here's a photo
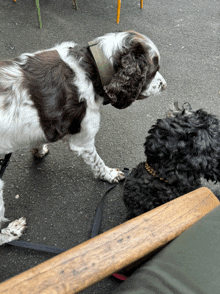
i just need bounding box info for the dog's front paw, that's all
[0,217,26,245]
[102,168,125,183]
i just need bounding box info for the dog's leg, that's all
[80,146,124,183]
[0,180,8,225]
[69,143,124,183]
[0,180,26,245]
[31,144,49,158]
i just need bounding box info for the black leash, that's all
[8,240,66,254]
[6,167,130,254]
[91,167,129,238]
[91,167,130,281]
[0,153,12,179]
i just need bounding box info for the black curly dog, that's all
[124,103,220,220]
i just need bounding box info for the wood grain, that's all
[0,187,219,294]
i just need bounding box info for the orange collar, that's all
[145,162,168,183]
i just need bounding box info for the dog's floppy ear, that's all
[104,45,147,109]
[183,110,220,182]
[190,127,220,182]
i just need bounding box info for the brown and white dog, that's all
[0,31,166,245]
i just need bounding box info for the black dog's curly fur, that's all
[124,104,220,220]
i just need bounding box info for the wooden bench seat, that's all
[0,187,219,294]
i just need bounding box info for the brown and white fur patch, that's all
[0,31,166,245]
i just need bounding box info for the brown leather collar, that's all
[88,40,115,86]
[145,162,168,183]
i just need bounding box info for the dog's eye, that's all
[153,56,159,66]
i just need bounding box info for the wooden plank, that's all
[0,187,219,294]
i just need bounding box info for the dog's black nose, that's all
[161,81,167,91]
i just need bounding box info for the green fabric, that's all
[112,205,220,294]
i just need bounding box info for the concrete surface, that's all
[0,0,219,293]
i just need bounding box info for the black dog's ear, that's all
[104,50,147,109]
[191,127,220,182]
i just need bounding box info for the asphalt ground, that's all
[0,0,219,293]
